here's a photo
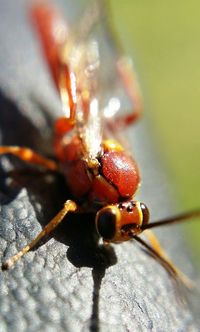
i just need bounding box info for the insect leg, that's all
[134,233,193,288]
[144,230,193,288]
[116,57,143,126]
[2,200,78,270]
[0,146,58,171]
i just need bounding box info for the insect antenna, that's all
[133,235,178,279]
[141,210,200,230]
[134,230,200,319]
[133,234,194,290]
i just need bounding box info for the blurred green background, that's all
[110,1,200,263]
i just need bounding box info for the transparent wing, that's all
[65,0,142,127]
[31,0,142,158]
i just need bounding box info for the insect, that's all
[0,0,199,287]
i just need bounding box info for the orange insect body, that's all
[1,2,200,284]
[32,1,145,240]
[31,2,145,243]
[54,124,140,204]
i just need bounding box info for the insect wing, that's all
[68,1,142,128]
[31,1,142,125]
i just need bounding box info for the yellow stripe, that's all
[102,139,124,152]
[136,201,143,225]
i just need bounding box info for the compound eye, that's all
[96,208,117,240]
[140,203,150,225]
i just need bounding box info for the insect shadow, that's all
[0,90,52,151]
[1,168,117,332]
[0,92,37,202]
[0,91,117,332]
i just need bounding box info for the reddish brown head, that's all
[96,200,149,243]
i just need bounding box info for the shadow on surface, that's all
[0,90,51,149]
[0,89,118,331]
[0,153,117,332]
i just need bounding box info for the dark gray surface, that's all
[0,0,199,331]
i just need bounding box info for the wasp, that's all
[0,1,199,288]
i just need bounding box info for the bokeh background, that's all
[110,1,200,265]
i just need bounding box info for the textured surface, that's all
[0,1,199,331]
